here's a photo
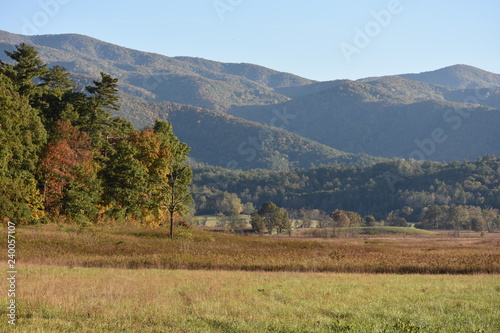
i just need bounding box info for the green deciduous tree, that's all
[0,177,45,222]
[330,210,351,228]
[420,205,446,229]
[241,202,255,215]
[385,211,409,227]
[101,139,150,221]
[345,211,362,227]
[0,74,47,177]
[153,120,192,238]
[250,212,266,235]
[275,208,292,236]
[256,202,282,235]
[482,208,499,233]
[447,206,470,237]
[364,215,376,226]
[214,192,243,216]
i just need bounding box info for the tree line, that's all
[418,205,499,233]
[0,44,192,236]
[191,157,500,231]
[247,201,499,235]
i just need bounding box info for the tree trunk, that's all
[169,209,174,239]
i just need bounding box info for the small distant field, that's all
[1,265,498,332]
[295,226,435,238]
[193,214,251,228]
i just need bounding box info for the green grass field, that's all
[1,265,498,332]
[296,226,435,238]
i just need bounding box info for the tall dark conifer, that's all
[0,43,47,98]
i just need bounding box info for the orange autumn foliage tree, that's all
[41,121,99,217]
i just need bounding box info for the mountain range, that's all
[1,30,499,168]
[229,78,500,161]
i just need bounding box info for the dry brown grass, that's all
[4,223,500,274]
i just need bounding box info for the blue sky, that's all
[1,0,499,81]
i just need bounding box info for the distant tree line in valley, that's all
[191,157,500,231]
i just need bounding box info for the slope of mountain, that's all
[443,87,500,110]
[174,56,313,88]
[274,80,349,99]
[116,94,383,170]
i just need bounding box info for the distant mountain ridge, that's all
[398,65,500,89]
[356,65,500,89]
[1,30,499,165]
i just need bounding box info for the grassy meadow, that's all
[1,265,499,332]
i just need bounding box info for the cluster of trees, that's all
[193,189,244,216]
[250,202,291,235]
[0,44,191,235]
[418,205,500,233]
[249,203,389,236]
[248,203,373,236]
[285,208,367,229]
[330,210,363,228]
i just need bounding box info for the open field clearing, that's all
[3,224,500,274]
[1,266,499,332]
[193,215,251,227]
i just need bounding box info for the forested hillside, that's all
[116,93,384,170]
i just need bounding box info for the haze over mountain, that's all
[229,77,500,161]
[1,30,499,166]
